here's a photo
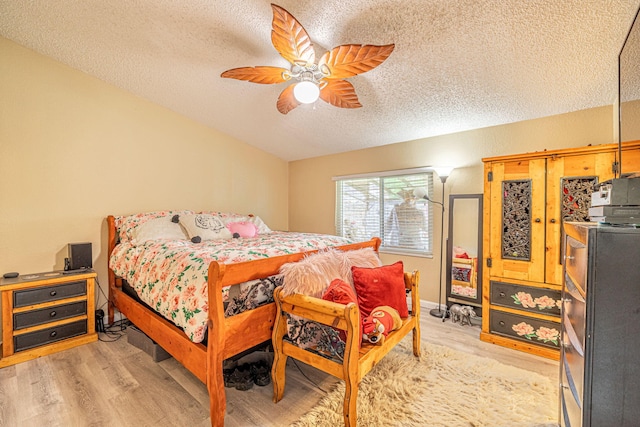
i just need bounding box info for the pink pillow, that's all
[352,261,408,318]
[226,221,258,238]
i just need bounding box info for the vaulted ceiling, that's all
[1,1,638,160]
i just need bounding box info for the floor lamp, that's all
[414,167,453,318]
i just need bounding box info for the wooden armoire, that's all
[480,141,640,359]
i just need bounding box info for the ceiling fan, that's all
[220,4,395,114]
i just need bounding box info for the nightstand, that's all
[0,270,98,368]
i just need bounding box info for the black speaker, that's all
[68,242,92,270]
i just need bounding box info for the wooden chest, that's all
[0,271,97,367]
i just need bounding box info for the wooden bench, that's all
[271,271,421,427]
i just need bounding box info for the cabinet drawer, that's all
[13,320,87,352]
[490,281,561,316]
[561,363,583,427]
[563,274,586,350]
[489,310,561,349]
[562,330,584,403]
[13,280,87,307]
[13,301,87,330]
[565,236,587,294]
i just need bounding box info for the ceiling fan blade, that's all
[271,4,315,66]
[320,80,362,109]
[220,66,289,84]
[276,84,300,114]
[319,44,395,79]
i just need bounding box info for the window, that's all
[335,170,435,256]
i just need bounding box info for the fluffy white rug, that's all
[292,339,558,427]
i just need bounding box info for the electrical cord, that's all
[94,275,110,312]
[98,310,131,342]
[291,359,328,394]
[94,274,132,342]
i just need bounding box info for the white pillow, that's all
[179,214,233,242]
[248,215,272,234]
[131,216,188,245]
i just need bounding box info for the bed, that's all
[106,210,381,427]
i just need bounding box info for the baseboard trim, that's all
[419,299,440,310]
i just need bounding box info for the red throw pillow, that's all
[322,278,358,306]
[352,261,408,318]
[322,278,361,345]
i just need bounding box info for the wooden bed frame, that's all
[106,215,381,427]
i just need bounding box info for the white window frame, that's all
[334,168,436,257]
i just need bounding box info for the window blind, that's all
[336,171,435,256]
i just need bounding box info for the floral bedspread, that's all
[109,232,352,343]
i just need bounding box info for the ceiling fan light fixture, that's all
[220,4,394,114]
[293,80,320,104]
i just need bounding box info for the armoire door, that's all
[544,152,616,285]
[487,158,546,283]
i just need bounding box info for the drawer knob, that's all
[50,311,57,317]
[550,219,556,223]
[50,331,57,338]
[535,218,541,223]
[499,292,506,297]
[50,290,57,297]
[499,321,505,326]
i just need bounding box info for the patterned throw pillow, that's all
[197,211,273,234]
[179,214,233,242]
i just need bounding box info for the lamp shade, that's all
[293,81,320,104]
[432,166,454,179]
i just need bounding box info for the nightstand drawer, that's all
[490,280,561,316]
[14,320,87,352]
[489,310,561,349]
[13,301,87,330]
[13,280,86,307]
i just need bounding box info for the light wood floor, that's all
[0,313,559,427]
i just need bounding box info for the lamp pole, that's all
[429,176,448,318]
[412,167,453,319]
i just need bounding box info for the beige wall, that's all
[621,98,640,142]
[0,38,288,335]
[288,106,615,305]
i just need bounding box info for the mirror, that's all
[619,5,640,144]
[445,194,483,312]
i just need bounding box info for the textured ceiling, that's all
[1,0,639,161]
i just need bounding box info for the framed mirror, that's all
[445,194,483,314]
[619,5,640,146]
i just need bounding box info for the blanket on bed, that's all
[109,231,353,342]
